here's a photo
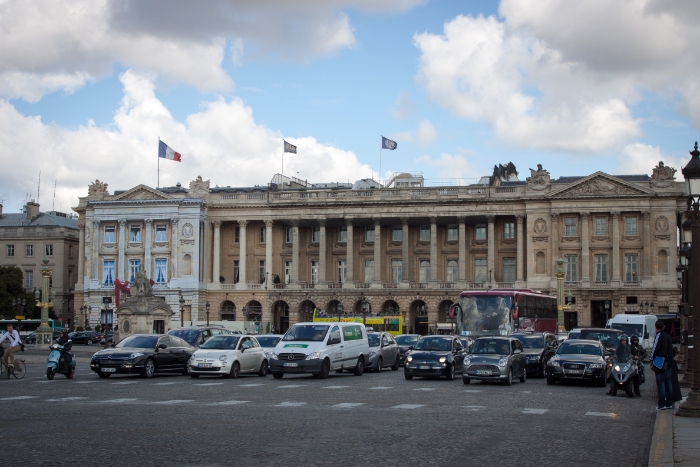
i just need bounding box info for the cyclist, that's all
[0,323,22,371]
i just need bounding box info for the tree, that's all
[0,266,35,319]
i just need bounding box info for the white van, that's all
[268,322,370,379]
[609,314,658,351]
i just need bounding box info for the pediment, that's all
[546,172,653,199]
[112,185,172,201]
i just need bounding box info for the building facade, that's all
[73,162,686,334]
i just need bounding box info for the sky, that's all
[1,0,700,213]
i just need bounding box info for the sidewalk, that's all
[649,387,700,467]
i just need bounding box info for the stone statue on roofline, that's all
[526,164,551,191]
[651,161,676,188]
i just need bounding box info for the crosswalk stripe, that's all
[111,381,139,385]
[413,388,436,391]
[332,403,365,408]
[45,397,88,402]
[194,383,224,386]
[585,412,616,417]
[463,390,482,393]
[0,396,38,400]
[210,400,250,406]
[102,398,138,403]
[276,385,304,389]
[275,401,306,407]
[323,386,350,389]
[74,381,99,384]
[239,383,264,387]
[153,382,182,386]
[392,404,425,409]
[522,408,549,415]
[154,400,194,405]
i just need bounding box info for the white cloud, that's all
[393,119,437,147]
[0,70,373,212]
[392,91,415,119]
[414,153,484,184]
[613,142,687,176]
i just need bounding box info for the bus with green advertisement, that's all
[0,319,62,338]
[312,310,403,336]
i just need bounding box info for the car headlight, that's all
[369,350,378,357]
[129,352,144,359]
[463,357,471,366]
[264,350,275,358]
[406,356,413,363]
[498,357,509,368]
[614,365,620,371]
[271,352,279,360]
[589,363,603,369]
[219,355,227,362]
[439,357,447,363]
[305,352,321,360]
[548,360,560,367]
[528,355,540,361]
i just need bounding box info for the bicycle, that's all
[0,346,27,379]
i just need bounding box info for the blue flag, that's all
[284,140,297,154]
[382,136,397,150]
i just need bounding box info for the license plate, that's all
[566,369,583,374]
[101,367,116,373]
[418,365,430,370]
[476,370,491,375]
[199,363,212,368]
[283,363,298,367]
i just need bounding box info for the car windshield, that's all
[579,330,621,348]
[282,325,329,342]
[457,295,513,336]
[413,337,452,352]
[470,339,511,355]
[368,334,381,347]
[513,335,544,349]
[558,343,602,356]
[200,335,240,350]
[395,335,419,346]
[611,323,644,338]
[168,329,201,345]
[116,336,158,349]
[568,331,581,339]
[256,336,281,348]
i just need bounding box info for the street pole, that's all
[555,258,570,333]
[206,301,211,326]
[34,257,54,349]
[179,294,185,328]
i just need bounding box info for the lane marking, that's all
[275,401,306,407]
[210,400,250,406]
[194,383,224,387]
[45,397,89,402]
[323,386,350,389]
[0,396,38,400]
[239,383,263,387]
[153,382,183,386]
[463,390,482,393]
[461,405,485,411]
[276,385,304,389]
[332,403,365,408]
[155,400,195,405]
[392,404,425,409]
[369,386,393,390]
[33,381,53,383]
[522,391,532,394]
[522,408,549,415]
[102,398,138,403]
[111,381,139,385]
[585,412,616,417]
[74,381,99,384]
[413,388,436,391]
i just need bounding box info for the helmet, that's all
[630,335,639,344]
[619,334,628,342]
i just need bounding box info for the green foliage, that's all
[0,266,34,319]
[76,326,84,332]
[85,326,92,331]
[95,325,101,333]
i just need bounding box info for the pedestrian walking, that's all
[650,320,674,410]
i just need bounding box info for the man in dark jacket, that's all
[650,320,674,410]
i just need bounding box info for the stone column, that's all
[550,213,560,277]
[171,218,179,279]
[516,215,525,282]
[144,219,153,277]
[118,219,126,281]
[373,218,382,283]
[291,220,299,283]
[346,220,354,283]
[581,213,590,284]
[643,211,652,280]
[611,212,621,282]
[401,217,410,282]
[458,216,466,282]
[318,220,327,284]
[430,216,438,282]
[92,220,100,281]
[238,220,247,289]
[265,220,274,287]
[212,220,222,284]
[487,216,495,286]
[77,221,86,284]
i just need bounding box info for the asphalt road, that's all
[2,353,656,467]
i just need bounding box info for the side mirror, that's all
[157,343,167,349]
[241,344,251,352]
[408,346,414,350]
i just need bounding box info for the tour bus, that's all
[312,310,403,336]
[0,319,62,338]
[449,288,558,337]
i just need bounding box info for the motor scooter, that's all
[609,356,641,397]
[47,341,76,380]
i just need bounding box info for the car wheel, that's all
[505,368,513,386]
[258,360,268,377]
[376,358,383,373]
[404,373,413,380]
[86,340,93,345]
[463,377,471,385]
[272,372,284,379]
[390,355,399,371]
[520,368,526,383]
[317,359,330,379]
[190,373,200,379]
[353,357,364,376]
[141,358,156,378]
[46,368,54,380]
[230,361,240,379]
[98,372,111,379]
[546,375,555,385]
[447,364,455,381]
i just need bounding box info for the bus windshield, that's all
[457,295,512,336]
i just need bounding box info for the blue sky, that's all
[1,0,699,212]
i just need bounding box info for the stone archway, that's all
[409,300,429,335]
[438,300,454,323]
[380,300,399,315]
[299,300,316,322]
[220,300,236,321]
[272,300,289,333]
[326,299,343,315]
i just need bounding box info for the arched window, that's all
[220,300,235,320]
[658,250,668,274]
[536,252,545,275]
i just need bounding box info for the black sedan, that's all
[71,331,100,345]
[395,334,420,366]
[546,339,608,386]
[90,334,195,378]
[403,335,466,380]
[512,332,558,377]
[578,328,623,355]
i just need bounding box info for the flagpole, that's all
[157,136,160,188]
[379,146,382,187]
[282,142,284,191]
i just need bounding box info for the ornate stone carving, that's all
[188,176,210,197]
[180,239,195,245]
[655,216,669,232]
[182,223,194,238]
[266,220,275,228]
[642,211,651,220]
[92,220,100,227]
[611,211,620,220]
[118,218,126,227]
[211,220,222,228]
[515,215,525,223]
[87,180,109,198]
[651,161,677,187]
[581,212,590,221]
[171,217,179,227]
[591,236,610,242]
[654,235,671,241]
[561,236,580,242]
[621,235,641,242]
[131,270,153,297]
[145,218,153,226]
[550,213,559,222]
[85,225,90,239]
[534,218,547,234]
[238,220,248,228]
[565,179,635,196]
[78,221,86,230]
[526,164,551,191]
[532,236,549,243]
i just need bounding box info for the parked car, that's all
[189,334,268,378]
[99,330,115,346]
[404,335,467,380]
[90,334,194,378]
[167,326,231,348]
[457,336,475,352]
[395,334,420,366]
[545,339,608,386]
[256,334,283,363]
[462,336,527,385]
[512,332,558,377]
[366,332,400,372]
[24,331,36,344]
[71,331,100,345]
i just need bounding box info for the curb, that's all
[648,407,674,467]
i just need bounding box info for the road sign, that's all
[15,315,25,320]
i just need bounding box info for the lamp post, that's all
[205,301,211,326]
[677,141,700,417]
[677,246,690,373]
[337,302,343,323]
[179,294,185,328]
[361,298,370,326]
[34,257,55,349]
[12,297,26,335]
[555,258,570,332]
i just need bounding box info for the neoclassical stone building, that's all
[73,162,686,334]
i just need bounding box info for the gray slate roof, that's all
[0,212,78,229]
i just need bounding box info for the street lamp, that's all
[677,141,700,417]
[12,297,26,334]
[205,301,211,326]
[360,298,370,326]
[179,294,185,328]
[337,302,343,322]
[604,300,611,321]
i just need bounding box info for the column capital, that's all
[265,219,274,228]
[238,220,248,228]
[145,218,153,226]
[92,219,100,227]
[346,218,354,227]
[642,210,652,219]
[212,220,222,228]
[611,211,620,220]
[550,212,559,221]
[78,221,86,230]
[580,212,590,220]
[373,217,382,226]
[317,219,326,227]
[457,216,466,223]
[429,216,437,224]
[515,214,525,223]
[401,217,409,226]
[290,219,299,227]
[118,218,126,226]
[170,217,179,226]
[486,215,495,223]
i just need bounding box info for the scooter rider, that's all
[56,330,73,373]
[608,334,641,396]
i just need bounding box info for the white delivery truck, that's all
[609,314,658,352]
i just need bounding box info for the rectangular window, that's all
[6,244,14,257]
[155,259,167,283]
[365,226,375,242]
[504,222,515,239]
[155,224,167,242]
[338,226,347,242]
[129,259,141,282]
[625,253,639,282]
[625,216,637,234]
[564,217,577,236]
[260,226,266,243]
[474,258,487,283]
[419,260,430,283]
[447,224,458,241]
[312,227,320,243]
[26,244,33,257]
[68,245,74,258]
[364,260,374,283]
[284,260,292,284]
[24,270,33,288]
[594,254,608,282]
[285,227,292,243]
[595,217,607,235]
[104,226,115,243]
[419,225,430,241]
[446,260,458,283]
[45,244,53,256]
[502,258,516,282]
[565,255,578,282]
[392,225,402,242]
[130,225,141,242]
[338,260,347,283]
[259,260,266,283]
[392,259,402,283]
[234,226,240,243]
[310,260,319,284]
[475,224,486,241]
[103,260,115,285]
[233,260,240,283]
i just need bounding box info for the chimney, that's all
[26,200,40,219]
[0,203,3,217]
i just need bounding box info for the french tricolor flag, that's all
[158,140,182,162]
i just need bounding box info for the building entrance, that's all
[590,301,608,328]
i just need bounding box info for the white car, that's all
[188,334,268,378]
